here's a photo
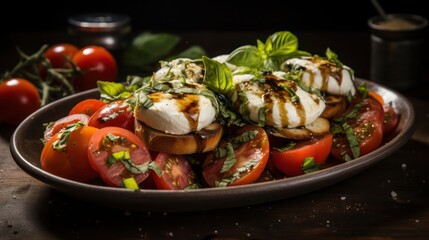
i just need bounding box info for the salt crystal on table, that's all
[391,191,398,198]
[401,163,407,170]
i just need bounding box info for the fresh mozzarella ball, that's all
[231,73,325,128]
[284,57,356,96]
[138,92,216,135]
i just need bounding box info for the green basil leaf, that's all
[342,122,360,159]
[98,81,134,102]
[226,45,263,68]
[52,122,85,151]
[220,143,236,173]
[202,56,233,97]
[302,157,319,173]
[266,31,299,58]
[122,32,180,68]
[257,39,265,52]
[325,48,344,67]
[357,83,369,98]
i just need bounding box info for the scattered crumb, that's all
[168,232,173,237]
[391,191,398,199]
[401,163,407,170]
[340,196,346,200]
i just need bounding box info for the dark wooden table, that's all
[1,31,429,240]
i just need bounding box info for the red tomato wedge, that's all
[68,99,106,117]
[202,125,269,187]
[382,104,399,135]
[44,114,89,141]
[271,133,333,177]
[87,127,152,188]
[152,153,198,190]
[330,97,384,161]
[41,124,98,182]
[88,100,134,132]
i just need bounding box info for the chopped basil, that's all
[215,158,260,187]
[214,130,258,174]
[220,143,236,173]
[333,102,367,122]
[302,157,319,173]
[238,92,251,122]
[136,91,153,109]
[282,84,300,102]
[342,122,360,159]
[229,130,258,148]
[283,69,303,82]
[357,83,369,98]
[217,102,247,127]
[104,133,121,143]
[273,141,296,152]
[325,48,343,67]
[52,122,85,151]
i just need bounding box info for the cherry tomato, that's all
[271,133,333,177]
[40,124,98,182]
[88,100,134,131]
[330,97,384,161]
[72,46,117,91]
[382,104,399,135]
[44,114,90,141]
[45,43,79,68]
[202,125,269,187]
[87,127,152,188]
[0,78,40,125]
[152,153,198,190]
[68,99,106,117]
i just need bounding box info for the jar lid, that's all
[368,14,427,41]
[68,13,130,32]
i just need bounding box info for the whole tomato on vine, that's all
[72,46,117,91]
[0,78,40,125]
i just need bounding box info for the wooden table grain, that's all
[1,31,429,240]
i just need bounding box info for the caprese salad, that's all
[39,31,399,190]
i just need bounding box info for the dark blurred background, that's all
[1,0,428,81]
[1,0,427,32]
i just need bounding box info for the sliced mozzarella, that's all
[138,92,216,135]
[284,57,356,96]
[231,73,325,129]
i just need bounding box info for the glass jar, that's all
[68,13,131,52]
